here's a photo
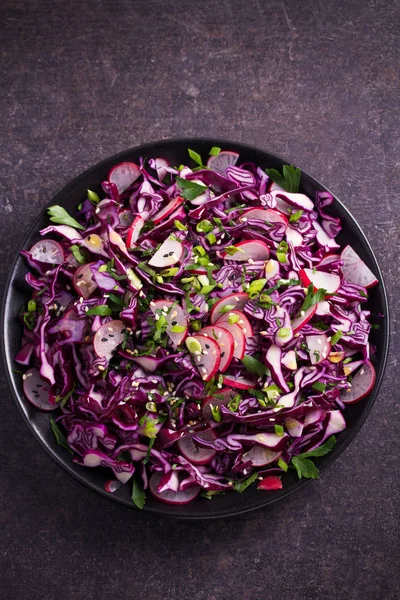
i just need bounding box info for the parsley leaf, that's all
[291,456,319,479]
[264,164,301,193]
[300,436,336,458]
[47,205,85,230]
[49,418,73,453]
[176,177,206,201]
[131,477,146,509]
[299,284,327,313]
[86,305,113,316]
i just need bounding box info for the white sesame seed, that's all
[103,294,109,298]
[76,281,82,287]
[163,305,168,311]
[22,374,27,380]
[98,365,105,371]
[203,350,209,355]
[151,379,158,384]
[26,372,32,378]
[327,336,331,341]
[217,384,222,389]
[260,331,268,336]
[221,233,225,239]
[196,356,201,362]
[95,207,100,214]
[218,332,222,338]
[269,418,275,421]
[194,350,201,356]
[212,350,216,355]
[322,352,327,358]
[234,341,237,348]
[155,314,160,320]
[300,311,305,317]
[171,311,177,318]
[201,367,207,374]
[241,217,248,222]
[149,301,155,307]
[360,369,364,375]
[216,240,221,245]
[79,297,83,303]
[163,391,169,396]
[202,375,207,380]
[248,258,254,264]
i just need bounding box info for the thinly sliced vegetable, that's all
[210,292,249,324]
[340,245,378,288]
[186,334,221,381]
[108,162,141,193]
[207,150,239,172]
[23,368,56,411]
[341,360,376,404]
[299,268,341,294]
[199,325,234,372]
[30,240,64,265]
[148,236,183,268]
[149,472,200,504]
[177,430,217,465]
[93,320,126,360]
[222,240,270,262]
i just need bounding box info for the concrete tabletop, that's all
[1,1,399,599]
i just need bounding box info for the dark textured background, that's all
[1,1,399,599]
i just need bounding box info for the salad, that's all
[16,147,380,507]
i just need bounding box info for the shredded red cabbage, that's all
[17,148,380,506]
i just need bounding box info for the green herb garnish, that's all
[176,177,206,201]
[49,418,73,453]
[47,205,85,230]
[131,477,146,509]
[265,164,301,193]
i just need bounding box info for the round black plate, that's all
[1,138,390,519]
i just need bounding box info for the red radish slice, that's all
[315,300,331,316]
[157,471,180,493]
[23,368,56,411]
[240,207,288,228]
[104,480,122,493]
[222,240,270,262]
[213,321,245,359]
[202,387,238,420]
[207,150,239,172]
[126,215,144,248]
[318,253,340,268]
[243,446,281,467]
[30,240,64,264]
[299,268,341,294]
[341,360,376,404]
[340,245,378,288]
[222,375,255,390]
[291,304,317,333]
[148,236,183,268]
[149,471,200,504]
[313,221,340,249]
[286,227,303,247]
[73,263,97,299]
[118,209,134,228]
[152,196,184,225]
[216,310,253,337]
[150,300,188,347]
[108,162,141,194]
[185,335,221,381]
[281,350,297,371]
[265,259,280,281]
[270,190,314,211]
[177,430,217,465]
[199,325,234,372]
[257,476,283,491]
[93,320,126,360]
[210,292,249,324]
[306,334,331,364]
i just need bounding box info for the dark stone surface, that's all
[0,0,399,598]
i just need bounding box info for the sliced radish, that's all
[222,240,270,262]
[149,157,170,181]
[104,480,122,493]
[202,387,238,420]
[185,335,221,381]
[152,196,184,225]
[299,268,341,294]
[207,150,239,172]
[210,292,249,324]
[30,240,64,264]
[212,322,245,359]
[286,227,303,247]
[157,471,180,493]
[340,245,378,288]
[177,430,217,465]
[240,207,288,228]
[341,360,376,404]
[270,190,314,211]
[93,320,126,360]
[222,374,255,390]
[318,253,341,268]
[118,209,134,228]
[306,334,331,365]
[23,368,56,411]
[284,417,303,437]
[126,215,144,248]
[108,162,141,194]
[325,411,346,437]
[73,263,97,299]
[315,300,331,316]
[216,310,253,337]
[257,476,283,491]
[148,236,183,268]
[150,300,188,347]
[149,471,200,504]
[265,259,280,281]
[313,220,340,249]
[243,446,281,467]
[281,350,297,370]
[198,325,234,372]
[291,304,317,333]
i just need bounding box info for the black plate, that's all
[1,138,390,519]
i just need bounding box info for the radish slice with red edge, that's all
[202,387,238,420]
[30,240,64,264]
[126,215,144,248]
[306,334,331,365]
[315,300,331,316]
[299,268,341,294]
[340,245,378,288]
[149,472,200,504]
[291,304,317,333]
[150,300,188,347]
[341,360,376,404]
[286,227,303,247]
[222,374,256,390]
[222,240,270,262]
[148,236,183,268]
[270,190,314,211]
[210,292,249,324]
[243,446,281,467]
[157,471,180,493]
[213,321,245,359]
[207,150,239,172]
[240,207,288,228]
[152,196,184,225]
[93,320,126,360]
[177,430,217,465]
[185,335,221,381]
[199,325,234,372]
[23,368,56,411]
[73,262,97,299]
[104,480,122,493]
[216,309,253,337]
[257,476,283,490]
[108,162,141,194]
[318,253,341,268]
